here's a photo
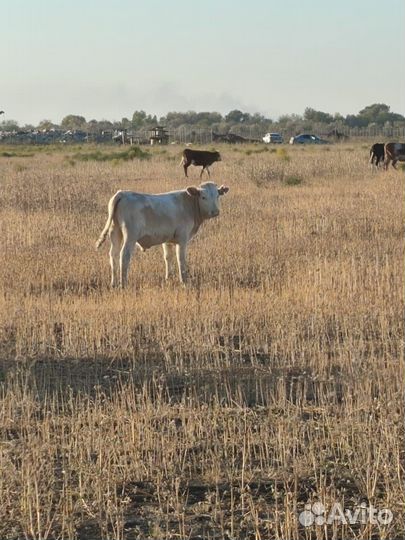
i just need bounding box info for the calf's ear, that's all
[218,185,229,195]
[186,186,200,197]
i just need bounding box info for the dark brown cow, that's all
[369,143,385,167]
[181,149,221,178]
[384,142,405,170]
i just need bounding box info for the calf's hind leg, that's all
[119,235,136,288]
[109,226,122,288]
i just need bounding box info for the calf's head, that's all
[186,181,229,218]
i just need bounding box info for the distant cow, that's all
[369,143,385,167]
[181,149,221,178]
[96,182,229,288]
[384,142,405,170]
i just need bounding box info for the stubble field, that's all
[0,142,404,539]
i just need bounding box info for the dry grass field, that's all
[0,142,404,539]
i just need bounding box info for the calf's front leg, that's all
[162,243,175,280]
[175,243,188,284]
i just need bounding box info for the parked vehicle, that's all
[289,133,329,145]
[263,132,283,144]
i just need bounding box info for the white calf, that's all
[96,182,229,287]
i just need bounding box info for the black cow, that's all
[369,143,385,167]
[181,149,221,178]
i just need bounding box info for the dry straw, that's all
[0,143,403,539]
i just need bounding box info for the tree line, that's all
[1,103,404,135]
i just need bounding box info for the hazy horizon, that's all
[2,0,404,125]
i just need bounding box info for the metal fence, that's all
[112,124,405,145]
[1,125,405,145]
[132,126,405,144]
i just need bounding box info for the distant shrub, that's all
[244,146,269,156]
[284,175,303,186]
[250,166,280,187]
[254,146,269,154]
[72,146,150,163]
[276,148,290,161]
[63,158,76,167]
[165,154,178,162]
[13,163,27,173]
[152,148,167,155]
[252,169,304,187]
[1,151,34,158]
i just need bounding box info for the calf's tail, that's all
[96,190,123,248]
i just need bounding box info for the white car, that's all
[263,132,283,144]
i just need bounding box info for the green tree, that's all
[344,114,368,128]
[251,112,270,124]
[0,119,19,131]
[131,110,147,130]
[195,111,222,127]
[349,103,405,126]
[38,119,58,130]
[358,103,390,120]
[225,110,246,123]
[120,117,132,129]
[304,107,334,124]
[61,115,86,130]
[162,111,196,128]
[333,113,345,123]
[277,113,304,134]
[97,119,114,131]
[87,119,99,133]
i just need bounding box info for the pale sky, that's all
[1,0,404,125]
